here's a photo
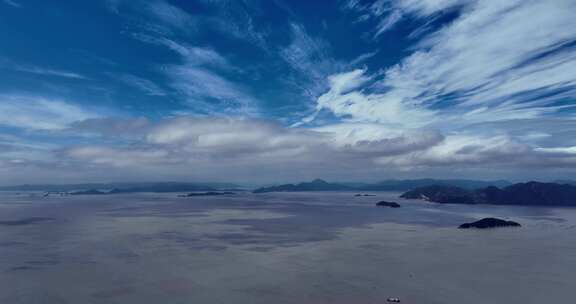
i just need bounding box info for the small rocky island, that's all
[459,218,521,229]
[376,201,401,208]
[69,189,109,195]
[178,192,235,197]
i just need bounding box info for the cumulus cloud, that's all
[58,116,576,173]
[64,146,171,167]
[313,123,444,156]
[62,117,446,168]
[2,114,575,183]
[66,117,319,167]
[376,134,529,167]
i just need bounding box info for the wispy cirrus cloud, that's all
[115,73,167,96]
[320,0,576,131]
[2,0,21,8]
[279,22,349,118]
[145,37,260,115]
[343,0,467,39]
[114,0,263,115]
[144,0,194,30]
[0,95,99,130]
[14,65,87,79]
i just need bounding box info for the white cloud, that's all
[280,23,332,78]
[344,0,468,38]
[200,0,269,50]
[58,116,576,176]
[168,66,259,114]
[15,65,86,79]
[63,117,447,168]
[116,74,166,96]
[65,146,170,167]
[373,9,403,38]
[2,0,21,8]
[6,0,575,182]
[314,69,436,127]
[108,0,195,33]
[132,34,258,115]
[145,0,193,30]
[536,146,576,155]
[323,0,576,132]
[69,117,151,137]
[279,23,344,100]
[145,117,320,159]
[326,69,372,95]
[375,134,530,167]
[312,122,444,156]
[0,95,99,130]
[395,0,467,16]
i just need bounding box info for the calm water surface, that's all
[1,191,575,304]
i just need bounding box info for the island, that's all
[376,201,401,208]
[458,218,521,229]
[253,179,353,193]
[0,182,238,193]
[0,217,56,226]
[69,189,109,195]
[400,181,576,206]
[252,178,509,193]
[178,192,236,197]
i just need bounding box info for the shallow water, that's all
[1,191,575,304]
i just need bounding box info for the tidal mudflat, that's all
[1,191,575,304]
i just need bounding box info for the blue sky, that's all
[1,0,576,185]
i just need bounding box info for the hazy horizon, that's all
[0,177,569,189]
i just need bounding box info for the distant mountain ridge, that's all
[253,179,354,193]
[400,181,576,206]
[252,178,511,193]
[0,182,240,192]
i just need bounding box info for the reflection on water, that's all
[0,191,575,304]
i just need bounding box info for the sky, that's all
[1,0,576,185]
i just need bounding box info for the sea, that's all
[1,191,575,304]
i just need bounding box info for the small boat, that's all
[387,298,401,303]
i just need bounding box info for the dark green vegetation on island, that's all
[253,179,354,193]
[178,192,236,197]
[401,181,576,206]
[0,217,56,226]
[253,178,511,193]
[376,201,401,208]
[459,218,521,229]
[69,189,109,195]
